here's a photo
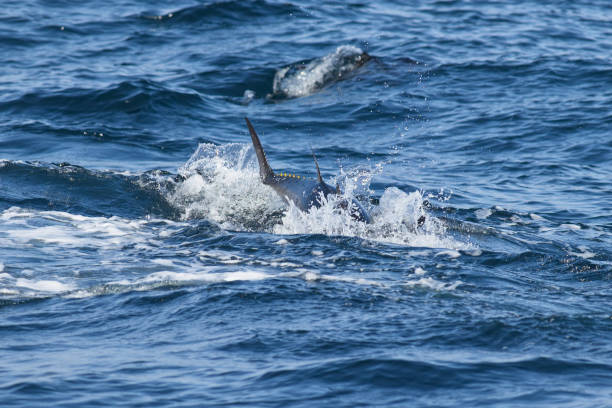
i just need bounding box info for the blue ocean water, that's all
[1,0,611,406]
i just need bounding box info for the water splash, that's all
[172,143,285,230]
[275,186,467,249]
[171,143,471,250]
[270,45,371,99]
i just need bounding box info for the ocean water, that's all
[1,0,611,406]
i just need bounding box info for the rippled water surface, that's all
[1,1,611,406]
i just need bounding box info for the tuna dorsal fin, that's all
[245,117,274,182]
[311,148,323,184]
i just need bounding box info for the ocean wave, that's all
[0,79,205,118]
[0,160,179,218]
[138,1,305,26]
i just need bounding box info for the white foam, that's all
[510,215,523,224]
[568,246,596,259]
[561,223,581,230]
[151,259,174,266]
[173,143,284,229]
[269,261,302,268]
[68,272,245,298]
[168,142,476,251]
[274,187,470,250]
[281,270,382,286]
[1,207,180,250]
[413,267,427,275]
[1,207,34,222]
[300,271,318,281]
[15,278,75,293]
[242,89,255,104]
[530,213,545,221]
[9,226,101,246]
[0,207,193,299]
[116,270,270,286]
[198,250,247,264]
[222,271,269,282]
[405,277,462,291]
[436,250,461,259]
[159,229,173,238]
[177,173,205,195]
[475,208,492,219]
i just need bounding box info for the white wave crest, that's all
[0,206,180,249]
[0,270,75,296]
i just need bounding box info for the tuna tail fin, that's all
[311,147,323,184]
[245,117,274,183]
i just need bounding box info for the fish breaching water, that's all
[245,117,371,223]
[269,45,372,99]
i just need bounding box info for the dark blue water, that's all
[1,1,611,406]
